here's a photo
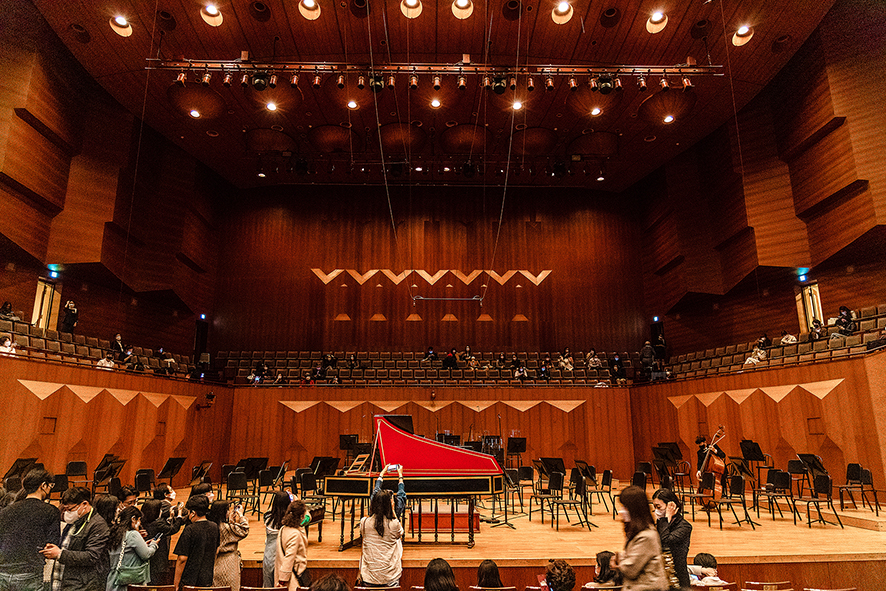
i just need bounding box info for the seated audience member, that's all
[640,341,655,376]
[466,355,480,370]
[459,345,473,362]
[688,553,729,586]
[111,333,126,359]
[301,373,315,386]
[495,352,508,368]
[254,360,268,383]
[346,354,359,369]
[173,494,220,590]
[442,348,459,370]
[758,333,772,348]
[120,347,137,368]
[514,364,529,382]
[96,353,116,370]
[142,498,183,586]
[310,363,326,381]
[834,305,856,337]
[809,318,826,341]
[654,335,667,361]
[538,362,551,381]
[744,344,766,365]
[510,353,521,369]
[0,336,16,356]
[425,558,458,591]
[477,558,505,588]
[422,346,438,362]
[610,354,626,384]
[779,330,797,345]
[557,349,574,371]
[321,352,338,369]
[42,487,110,591]
[586,349,602,368]
[591,551,623,587]
[546,559,576,591]
[276,500,310,590]
[0,469,60,591]
[311,573,350,591]
[106,505,158,591]
[0,301,21,321]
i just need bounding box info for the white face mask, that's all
[206,492,215,502]
[618,508,631,522]
[169,490,177,501]
[63,510,81,524]
[654,508,665,519]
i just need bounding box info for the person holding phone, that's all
[141,499,183,585]
[652,488,692,590]
[209,500,249,591]
[359,464,406,587]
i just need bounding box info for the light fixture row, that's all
[252,159,610,179]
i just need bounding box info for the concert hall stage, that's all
[177,485,886,591]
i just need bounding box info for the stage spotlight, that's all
[387,74,396,88]
[589,77,598,92]
[613,78,623,92]
[597,76,614,94]
[569,77,578,91]
[222,72,234,87]
[452,0,473,19]
[492,76,507,94]
[509,76,517,90]
[252,72,270,91]
[527,77,535,92]
[290,73,300,87]
[368,75,383,92]
[201,71,212,87]
[483,75,492,90]
[660,77,670,91]
[357,75,366,89]
[268,74,278,88]
[336,74,345,89]
[175,72,187,87]
[401,0,423,18]
[409,74,418,90]
[457,75,467,90]
[545,77,555,91]
[312,74,322,89]
[637,75,648,92]
[681,76,694,90]
[433,75,441,90]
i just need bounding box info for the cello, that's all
[698,425,727,509]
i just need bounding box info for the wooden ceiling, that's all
[32,0,834,192]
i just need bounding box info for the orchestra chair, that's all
[742,581,792,590]
[134,469,155,499]
[549,472,593,530]
[680,472,716,522]
[689,584,737,591]
[226,470,260,515]
[585,469,613,514]
[529,470,557,524]
[127,586,176,591]
[636,461,655,487]
[630,471,647,490]
[837,464,879,515]
[796,474,843,528]
[516,465,535,510]
[702,475,756,530]
[786,459,811,497]
[66,461,91,488]
[756,470,801,524]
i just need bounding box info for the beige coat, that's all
[275,526,307,591]
[619,527,668,591]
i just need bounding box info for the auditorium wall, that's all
[212,186,647,354]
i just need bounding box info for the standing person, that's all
[209,500,249,591]
[359,465,406,587]
[41,487,110,591]
[640,341,655,378]
[92,496,119,531]
[0,469,60,591]
[172,495,220,590]
[141,499,182,586]
[652,489,692,590]
[110,334,126,360]
[654,335,667,362]
[61,300,78,334]
[612,486,667,591]
[106,506,157,591]
[276,500,310,590]
[263,492,293,587]
[424,558,458,591]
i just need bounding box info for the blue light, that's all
[49,271,58,279]
[653,316,660,322]
[799,274,807,282]
[200,314,206,320]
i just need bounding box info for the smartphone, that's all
[152,533,163,542]
[387,464,401,472]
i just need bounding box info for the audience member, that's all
[586,349,602,368]
[591,551,622,587]
[538,362,551,381]
[779,330,797,345]
[322,352,338,370]
[209,500,250,591]
[545,559,576,591]
[688,553,729,586]
[0,336,16,356]
[613,485,667,591]
[264,491,293,587]
[254,360,268,383]
[93,495,120,530]
[0,469,60,591]
[346,354,359,369]
[460,345,473,362]
[173,494,220,589]
[117,486,138,509]
[61,300,79,334]
[359,465,406,587]
[514,363,528,382]
[466,356,480,370]
[424,558,458,591]
[151,483,176,518]
[477,558,504,588]
[0,487,14,511]
[834,305,856,337]
[557,348,574,371]
[495,353,508,368]
[610,354,626,384]
[311,573,351,591]
[809,319,826,341]
[758,333,772,348]
[422,347,438,362]
[442,349,458,370]
[110,334,126,359]
[276,500,310,590]
[96,353,116,370]
[640,341,655,377]
[744,344,766,365]
[142,499,182,586]
[654,335,667,361]
[106,505,157,591]
[0,302,20,321]
[652,488,692,590]
[510,353,521,369]
[42,486,110,591]
[189,482,216,503]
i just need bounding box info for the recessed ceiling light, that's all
[201,4,223,26]
[513,101,523,110]
[430,98,441,108]
[646,10,668,33]
[114,16,128,26]
[347,100,358,109]
[110,16,133,37]
[299,0,321,20]
[552,0,573,24]
[452,0,473,19]
[267,102,277,111]
[590,107,602,116]
[663,115,674,123]
[443,166,451,172]
[189,109,201,118]
[415,166,423,171]
[401,0,422,18]
[733,25,754,46]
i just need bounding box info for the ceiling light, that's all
[222,72,234,87]
[513,101,523,110]
[299,0,321,20]
[387,75,396,89]
[545,77,555,91]
[483,75,492,89]
[613,78,623,92]
[357,75,365,89]
[415,166,423,171]
[433,75,441,90]
[590,107,602,116]
[268,74,278,88]
[257,170,266,178]
[290,73,299,87]
[452,0,473,19]
[569,77,578,91]
[266,102,277,111]
[401,0,423,18]
[492,76,507,94]
[336,74,345,89]
[347,100,358,109]
[431,98,441,108]
[200,5,223,26]
[409,74,418,90]
[175,72,187,87]
[598,76,615,94]
[663,114,674,123]
[552,1,574,25]
[110,16,133,37]
[732,25,754,46]
[638,75,648,92]
[681,76,694,90]
[201,72,212,86]
[527,77,535,92]
[660,77,670,91]
[189,109,201,118]
[646,10,668,33]
[312,74,322,88]
[457,75,467,90]
[596,171,605,181]
[509,76,517,90]
[589,78,598,92]
[240,73,250,88]
[444,166,451,172]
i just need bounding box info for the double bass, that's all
[698,425,727,509]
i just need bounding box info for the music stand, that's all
[339,434,359,463]
[506,437,526,469]
[3,458,37,481]
[189,461,212,487]
[797,454,829,479]
[94,460,126,493]
[157,457,185,487]
[482,435,502,454]
[728,456,754,479]
[540,457,566,477]
[740,439,769,488]
[658,442,683,461]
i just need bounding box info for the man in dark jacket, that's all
[41,487,109,591]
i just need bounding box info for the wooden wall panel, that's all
[212,186,645,354]
[0,114,71,211]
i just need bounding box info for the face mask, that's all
[618,509,630,522]
[63,510,81,524]
[206,492,215,502]
[654,508,665,519]
[300,514,311,526]
[169,490,177,501]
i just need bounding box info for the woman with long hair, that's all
[93,494,120,529]
[652,488,692,590]
[592,551,623,587]
[141,499,183,586]
[209,499,250,591]
[264,491,294,587]
[477,559,504,588]
[106,506,158,591]
[276,500,310,590]
[359,465,406,587]
[425,558,458,591]
[613,485,667,591]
